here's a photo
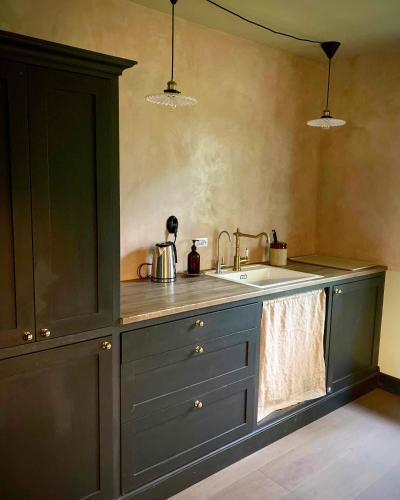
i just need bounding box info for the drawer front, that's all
[121,377,255,494]
[122,328,257,421]
[121,302,259,362]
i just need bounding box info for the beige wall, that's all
[380,271,400,378]
[2,1,397,374]
[316,51,400,377]
[1,0,323,279]
[316,50,400,269]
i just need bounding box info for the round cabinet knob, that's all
[195,320,205,328]
[23,331,33,341]
[194,400,203,409]
[334,288,343,294]
[327,386,332,394]
[194,345,204,354]
[40,328,51,338]
[101,341,112,351]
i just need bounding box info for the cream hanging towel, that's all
[258,289,326,422]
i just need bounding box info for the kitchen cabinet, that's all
[29,66,116,339]
[119,274,385,499]
[0,60,35,349]
[121,303,259,494]
[0,337,113,500]
[0,31,134,347]
[0,30,134,500]
[327,276,384,392]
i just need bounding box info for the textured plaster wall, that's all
[0,0,323,279]
[1,0,398,376]
[316,51,400,377]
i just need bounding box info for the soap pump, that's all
[187,240,200,276]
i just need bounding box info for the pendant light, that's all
[307,41,346,129]
[146,0,197,108]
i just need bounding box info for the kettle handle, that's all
[172,242,177,264]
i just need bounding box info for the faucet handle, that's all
[239,248,249,267]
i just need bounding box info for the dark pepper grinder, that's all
[187,240,200,276]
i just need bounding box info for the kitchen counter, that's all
[120,262,386,325]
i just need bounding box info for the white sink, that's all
[205,264,322,289]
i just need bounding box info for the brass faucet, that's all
[216,230,231,273]
[233,228,271,271]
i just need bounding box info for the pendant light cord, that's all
[204,0,323,44]
[171,2,175,81]
[325,59,331,109]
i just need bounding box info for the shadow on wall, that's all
[121,248,152,281]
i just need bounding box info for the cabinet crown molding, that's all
[0,30,136,77]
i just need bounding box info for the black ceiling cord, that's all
[204,0,323,44]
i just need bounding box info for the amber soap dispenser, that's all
[187,240,200,276]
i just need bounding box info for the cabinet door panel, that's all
[0,337,113,500]
[327,276,384,392]
[28,67,114,339]
[122,377,255,494]
[0,59,35,348]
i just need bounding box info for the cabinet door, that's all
[28,67,115,340]
[122,377,255,494]
[0,337,113,500]
[0,59,35,349]
[327,276,384,392]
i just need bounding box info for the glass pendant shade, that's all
[307,110,346,129]
[146,0,197,108]
[146,80,197,108]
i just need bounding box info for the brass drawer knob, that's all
[195,320,205,328]
[194,345,204,354]
[23,331,33,341]
[101,341,112,350]
[334,288,343,294]
[40,328,51,338]
[194,400,203,409]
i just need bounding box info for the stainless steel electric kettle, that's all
[151,241,177,283]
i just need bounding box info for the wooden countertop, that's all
[120,262,386,325]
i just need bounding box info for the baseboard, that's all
[379,372,400,395]
[122,373,378,500]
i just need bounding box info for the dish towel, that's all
[257,289,326,422]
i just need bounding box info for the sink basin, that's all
[205,264,322,289]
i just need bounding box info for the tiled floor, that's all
[170,389,400,500]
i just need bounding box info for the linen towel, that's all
[257,289,326,422]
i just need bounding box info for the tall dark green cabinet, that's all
[0,31,134,500]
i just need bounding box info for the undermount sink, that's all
[205,264,322,289]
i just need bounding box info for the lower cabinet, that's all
[0,274,386,499]
[0,337,113,500]
[120,304,259,495]
[327,276,384,392]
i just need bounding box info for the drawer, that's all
[121,377,255,494]
[121,328,257,421]
[122,302,259,363]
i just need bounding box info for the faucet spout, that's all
[216,230,231,273]
[233,228,271,272]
